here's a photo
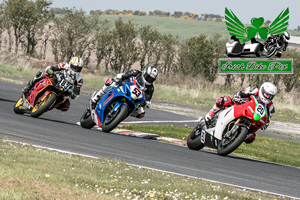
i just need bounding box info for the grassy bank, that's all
[123,124,300,168]
[0,139,283,200]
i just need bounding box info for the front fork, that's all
[223,118,242,139]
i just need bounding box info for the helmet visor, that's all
[261,87,274,101]
[70,64,82,72]
[143,73,156,84]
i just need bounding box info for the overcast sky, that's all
[49,0,300,29]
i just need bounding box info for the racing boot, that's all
[91,89,105,109]
[90,78,114,108]
[131,107,145,118]
[204,104,220,128]
[22,80,33,97]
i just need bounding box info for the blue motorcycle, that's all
[80,75,146,132]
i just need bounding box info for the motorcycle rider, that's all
[263,31,290,57]
[91,65,159,118]
[203,82,277,143]
[22,56,84,111]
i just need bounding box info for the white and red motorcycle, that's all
[187,95,268,156]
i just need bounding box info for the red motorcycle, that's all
[14,70,74,118]
[187,95,268,156]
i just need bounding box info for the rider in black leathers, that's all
[91,66,159,118]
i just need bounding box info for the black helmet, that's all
[143,65,158,85]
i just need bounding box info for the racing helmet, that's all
[143,65,158,85]
[69,57,83,73]
[259,82,277,104]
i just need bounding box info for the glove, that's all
[114,78,121,85]
[261,122,269,131]
[233,92,245,104]
[45,66,53,75]
[243,87,258,95]
[114,73,124,85]
[71,92,77,99]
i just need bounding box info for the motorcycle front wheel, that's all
[102,105,128,133]
[80,108,96,129]
[13,98,24,115]
[217,126,248,156]
[31,93,57,118]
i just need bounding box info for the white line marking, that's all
[4,139,299,200]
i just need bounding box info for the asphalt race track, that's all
[1,79,300,199]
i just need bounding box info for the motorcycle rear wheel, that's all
[13,98,24,115]
[102,105,128,133]
[80,108,96,129]
[187,125,205,150]
[31,93,57,118]
[217,126,248,156]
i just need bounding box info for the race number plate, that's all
[130,85,143,99]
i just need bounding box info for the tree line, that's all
[0,0,299,93]
[88,9,223,21]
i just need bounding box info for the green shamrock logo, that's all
[245,17,269,40]
[225,7,289,43]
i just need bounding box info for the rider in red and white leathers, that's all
[203,82,277,143]
[22,57,84,111]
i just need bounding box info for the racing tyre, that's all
[187,125,205,150]
[102,105,128,133]
[217,126,248,156]
[31,93,57,118]
[13,98,24,115]
[80,108,96,129]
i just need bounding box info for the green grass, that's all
[0,139,282,199]
[123,124,300,167]
[99,15,230,39]
[235,135,300,167]
[0,64,37,80]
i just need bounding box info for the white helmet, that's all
[143,65,158,85]
[69,56,83,73]
[259,82,277,104]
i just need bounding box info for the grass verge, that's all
[0,139,284,200]
[122,124,300,168]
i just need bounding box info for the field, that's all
[97,14,300,39]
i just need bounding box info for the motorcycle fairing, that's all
[253,96,267,121]
[201,128,219,148]
[26,78,54,108]
[214,106,235,140]
[95,76,145,127]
